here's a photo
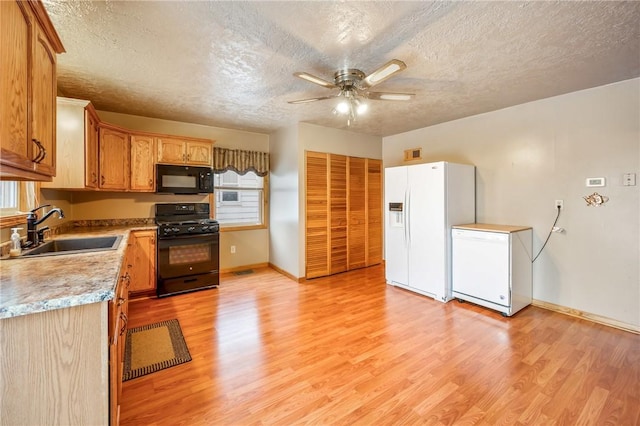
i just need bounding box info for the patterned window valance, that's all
[212,147,270,177]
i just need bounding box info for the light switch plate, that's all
[623,173,636,186]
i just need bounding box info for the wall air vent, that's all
[404,148,422,162]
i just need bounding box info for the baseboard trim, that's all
[532,299,639,334]
[268,263,304,282]
[220,263,269,275]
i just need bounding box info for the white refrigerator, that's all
[384,162,475,302]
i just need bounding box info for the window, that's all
[0,181,37,228]
[0,181,19,214]
[213,170,266,228]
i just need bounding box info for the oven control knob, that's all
[188,226,196,232]
[202,226,209,231]
[172,227,180,233]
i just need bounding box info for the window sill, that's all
[0,214,28,229]
[219,224,267,232]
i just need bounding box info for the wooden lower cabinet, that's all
[0,303,109,425]
[128,230,157,295]
[109,251,131,426]
[305,151,382,279]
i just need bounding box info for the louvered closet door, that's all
[348,157,367,270]
[366,159,383,266]
[330,154,348,274]
[305,152,330,278]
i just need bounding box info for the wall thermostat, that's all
[586,177,605,187]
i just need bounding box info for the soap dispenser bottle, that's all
[10,228,22,257]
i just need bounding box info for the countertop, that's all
[0,225,155,319]
[452,223,532,233]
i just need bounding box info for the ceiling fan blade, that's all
[293,72,336,89]
[287,95,337,104]
[360,59,407,89]
[365,91,414,101]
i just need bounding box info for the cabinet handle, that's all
[92,172,97,184]
[121,272,131,288]
[119,312,128,335]
[182,153,186,162]
[148,179,153,186]
[187,154,191,161]
[101,175,105,186]
[32,139,46,163]
[117,297,126,306]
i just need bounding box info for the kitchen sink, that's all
[21,235,123,258]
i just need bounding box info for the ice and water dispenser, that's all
[388,202,404,227]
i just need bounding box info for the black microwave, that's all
[156,164,214,194]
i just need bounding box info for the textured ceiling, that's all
[43,1,640,137]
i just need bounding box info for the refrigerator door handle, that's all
[406,188,411,248]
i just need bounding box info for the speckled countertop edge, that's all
[0,225,156,320]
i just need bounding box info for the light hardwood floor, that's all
[121,265,639,425]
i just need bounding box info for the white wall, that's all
[268,125,301,277]
[383,78,640,328]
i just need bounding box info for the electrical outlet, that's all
[555,200,564,210]
[230,245,236,254]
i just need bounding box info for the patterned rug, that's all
[123,319,191,381]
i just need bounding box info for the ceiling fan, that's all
[288,59,414,125]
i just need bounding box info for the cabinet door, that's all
[85,107,99,188]
[330,154,348,274]
[348,157,367,270]
[0,1,32,173]
[305,151,330,278]
[99,128,129,190]
[31,24,57,177]
[186,141,212,165]
[156,137,186,164]
[129,230,157,293]
[366,159,382,266]
[130,135,155,191]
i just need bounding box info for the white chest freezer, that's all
[451,224,532,316]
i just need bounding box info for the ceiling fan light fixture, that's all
[336,101,350,114]
[356,100,368,115]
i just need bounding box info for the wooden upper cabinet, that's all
[99,127,130,190]
[130,134,155,192]
[42,98,100,189]
[157,137,212,166]
[0,1,31,175]
[186,141,212,165]
[31,23,57,177]
[0,0,64,181]
[85,106,100,188]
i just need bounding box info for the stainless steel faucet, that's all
[26,205,65,247]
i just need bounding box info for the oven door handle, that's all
[157,233,219,248]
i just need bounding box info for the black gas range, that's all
[155,203,220,297]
